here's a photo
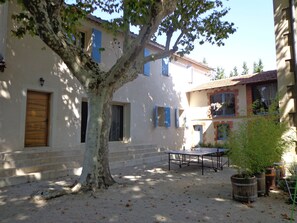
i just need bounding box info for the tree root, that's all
[30,181,116,201]
[31,182,85,201]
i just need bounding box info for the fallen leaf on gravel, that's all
[281,213,292,220]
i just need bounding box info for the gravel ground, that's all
[0,161,296,223]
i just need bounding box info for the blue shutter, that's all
[165,107,171,128]
[92,29,102,63]
[154,106,158,127]
[162,58,169,76]
[143,48,150,76]
[175,108,179,128]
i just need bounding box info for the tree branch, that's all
[104,0,177,90]
[22,0,105,89]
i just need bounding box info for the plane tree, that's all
[1,0,235,198]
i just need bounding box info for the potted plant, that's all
[227,103,290,202]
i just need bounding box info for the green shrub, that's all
[227,105,290,176]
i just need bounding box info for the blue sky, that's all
[191,0,276,75]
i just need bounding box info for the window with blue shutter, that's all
[175,108,179,128]
[143,48,150,76]
[92,29,102,63]
[162,58,169,76]
[164,107,171,128]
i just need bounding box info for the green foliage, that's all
[227,104,291,176]
[253,58,264,73]
[198,142,227,148]
[241,61,249,75]
[229,66,238,77]
[214,67,225,80]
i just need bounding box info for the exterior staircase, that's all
[0,144,167,188]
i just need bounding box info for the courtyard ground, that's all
[0,161,296,223]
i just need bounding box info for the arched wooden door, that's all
[25,91,50,147]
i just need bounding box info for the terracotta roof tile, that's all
[188,70,277,92]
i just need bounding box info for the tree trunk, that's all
[78,88,116,190]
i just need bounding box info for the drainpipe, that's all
[290,0,297,82]
[289,0,297,151]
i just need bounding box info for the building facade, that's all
[187,70,277,146]
[0,2,211,186]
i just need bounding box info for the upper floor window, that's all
[70,32,85,49]
[210,92,235,117]
[143,48,151,76]
[162,58,169,76]
[252,82,277,114]
[92,29,102,63]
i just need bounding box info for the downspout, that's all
[289,0,297,151]
[290,0,297,83]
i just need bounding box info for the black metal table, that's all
[165,148,228,175]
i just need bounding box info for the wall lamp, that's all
[0,54,6,72]
[39,77,45,86]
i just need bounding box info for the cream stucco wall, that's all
[0,2,211,154]
[273,0,297,164]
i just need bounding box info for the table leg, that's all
[201,155,204,175]
[168,153,171,170]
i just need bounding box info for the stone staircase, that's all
[0,144,167,188]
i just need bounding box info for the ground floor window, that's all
[154,106,171,127]
[109,105,124,141]
[216,123,230,141]
[81,100,88,143]
[81,101,129,143]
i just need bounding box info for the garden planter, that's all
[231,174,257,202]
[265,167,276,195]
[255,172,265,196]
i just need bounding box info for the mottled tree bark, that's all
[77,89,116,190]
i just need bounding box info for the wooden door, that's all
[25,91,50,147]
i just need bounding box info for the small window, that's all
[70,32,86,49]
[210,92,235,117]
[162,58,169,76]
[217,124,229,140]
[109,105,124,141]
[143,48,150,76]
[154,106,171,128]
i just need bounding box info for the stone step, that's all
[0,168,82,188]
[0,155,83,170]
[111,153,167,169]
[0,161,81,177]
[0,145,166,188]
[0,149,84,162]
[0,154,166,188]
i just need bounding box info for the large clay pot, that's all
[231,174,257,202]
[265,167,276,195]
